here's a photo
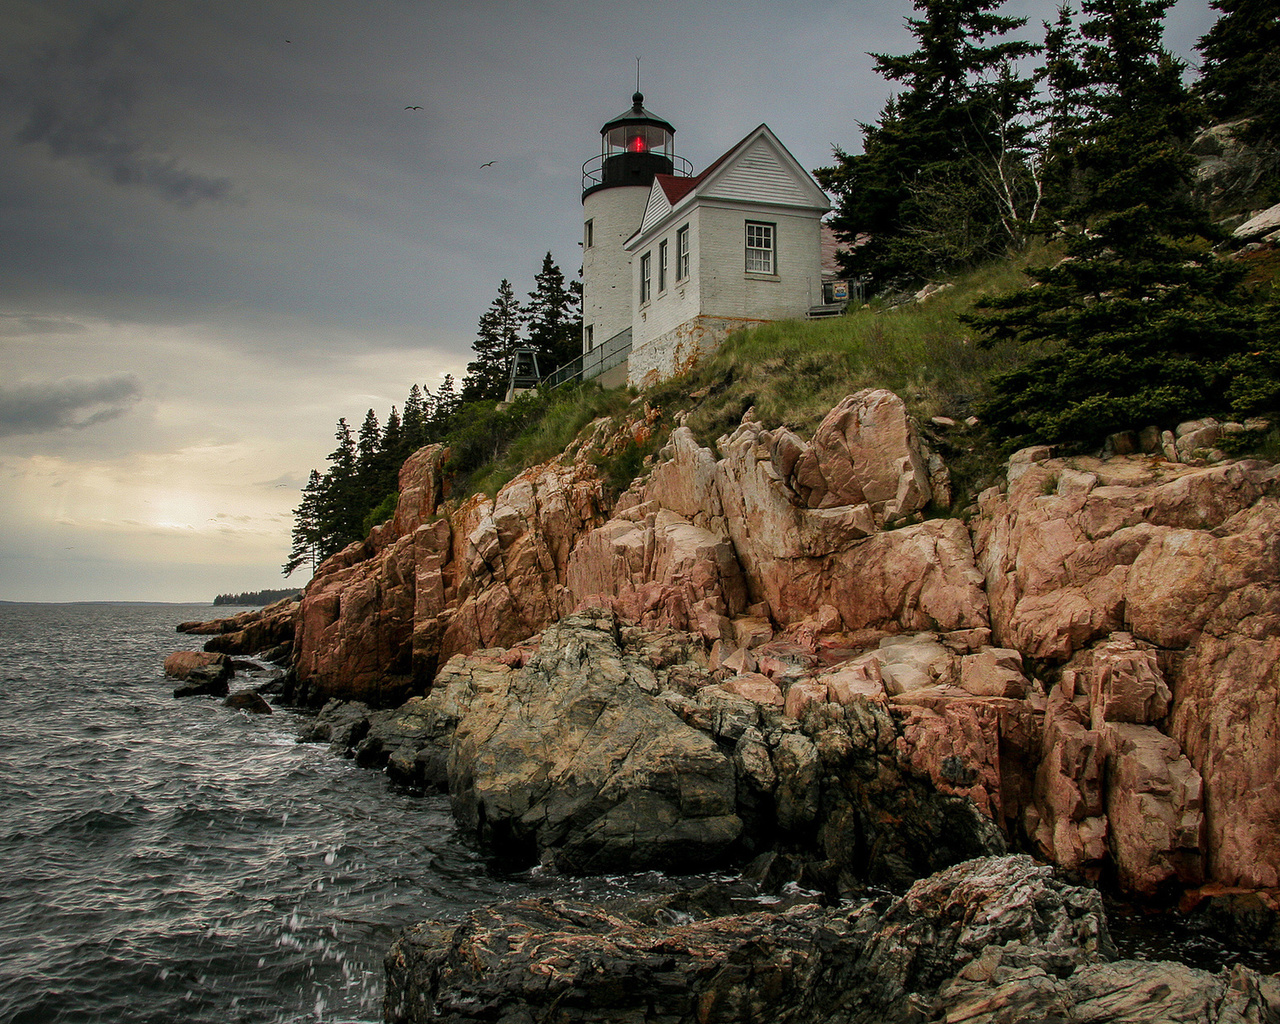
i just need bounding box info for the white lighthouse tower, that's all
[580,92,690,386]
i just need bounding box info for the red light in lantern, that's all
[628,135,648,153]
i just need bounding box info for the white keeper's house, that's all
[560,92,841,390]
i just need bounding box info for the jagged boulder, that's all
[385,853,1280,1024]
[448,608,742,873]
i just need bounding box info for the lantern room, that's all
[582,92,691,198]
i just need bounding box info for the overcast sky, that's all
[0,0,1215,603]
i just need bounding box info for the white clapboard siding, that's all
[639,181,674,235]
[701,137,812,207]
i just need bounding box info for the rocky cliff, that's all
[286,388,1279,900]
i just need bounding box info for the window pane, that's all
[745,221,774,273]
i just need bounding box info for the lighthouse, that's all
[580,92,691,383]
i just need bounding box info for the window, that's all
[584,219,593,248]
[640,252,652,304]
[658,240,668,292]
[584,324,594,352]
[745,221,775,274]
[676,225,690,280]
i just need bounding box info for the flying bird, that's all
[405,105,423,110]
[481,160,496,168]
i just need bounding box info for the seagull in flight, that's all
[481,160,496,168]
[405,105,423,110]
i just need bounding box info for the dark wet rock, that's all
[258,641,293,664]
[175,597,300,657]
[385,854,1280,1024]
[1187,889,1280,955]
[297,699,372,749]
[223,690,273,715]
[449,608,742,873]
[172,663,231,698]
[252,673,288,697]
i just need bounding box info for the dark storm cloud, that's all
[0,375,142,437]
[0,7,232,206]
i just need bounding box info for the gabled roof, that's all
[626,125,830,249]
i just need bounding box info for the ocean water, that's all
[0,602,536,1024]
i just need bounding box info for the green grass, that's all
[442,382,640,499]
[673,252,1042,450]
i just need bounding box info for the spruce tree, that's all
[356,408,382,493]
[817,0,1040,289]
[524,253,580,372]
[380,405,403,491]
[401,384,427,456]
[972,0,1274,448]
[1034,4,1095,219]
[431,374,459,435]
[283,469,324,577]
[463,279,523,402]
[316,417,365,557]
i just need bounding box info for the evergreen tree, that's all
[282,469,324,576]
[430,374,459,435]
[380,405,403,491]
[1196,0,1280,191]
[1035,4,1095,217]
[971,0,1274,447]
[817,0,1040,289]
[316,417,365,557]
[356,408,382,493]
[524,253,581,372]
[462,279,523,402]
[402,384,427,455]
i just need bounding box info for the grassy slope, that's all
[447,250,1055,516]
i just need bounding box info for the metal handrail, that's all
[544,327,632,388]
[581,153,694,192]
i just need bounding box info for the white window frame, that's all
[584,219,593,248]
[745,221,775,274]
[584,324,594,352]
[676,224,690,280]
[640,251,652,304]
[658,239,668,293]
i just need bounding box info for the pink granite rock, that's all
[960,647,1029,698]
[720,673,785,708]
[1103,722,1205,895]
[789,389,938,523]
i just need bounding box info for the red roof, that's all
[655,173,700,204]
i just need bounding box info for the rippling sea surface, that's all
[0,602,563,1024]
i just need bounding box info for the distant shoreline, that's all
[0,600,231,607]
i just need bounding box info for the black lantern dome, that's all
[582,92,691,199]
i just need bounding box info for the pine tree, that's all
[282,469,324,577]
[430,374,459,435]
[524,253,581,372]
[1035,4,1095,218]
[463,279,523,402]
[402,384,427,455]
[817,0,1040,289]
[356,408,382,493]
[316,417,364,558]
[380,405,403,491]
[971,0,1274,448]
